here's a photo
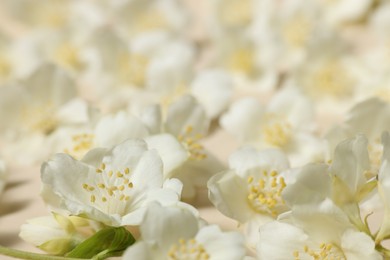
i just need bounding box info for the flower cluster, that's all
[0,0,390,259]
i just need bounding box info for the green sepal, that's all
[65,227,135,259]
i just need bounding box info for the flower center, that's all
[367,138,382,177]
[134,9,167,34]
[21,102,58,134]
[167,238,210,260]
[0,54,11,79]
[246,170,286,217]
[118,53,149,87]
[82,163,134,215]
[306,60,353,98]
[178,126,207,161]
[293,243,345,260]
[282,16,311,48]
[54,43,84,71]
[219,0,252,28]
[262,121,292,148]
[226,47,255,75]
[64,133,95,159]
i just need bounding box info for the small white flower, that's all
[19,213,96,255]
[208,146,292,244]
[123,203,246,260]
[41,139,184,226]
[0,63,89,164]
[283,134,378,232]
[220,87,323,166]
[257,199,381,260]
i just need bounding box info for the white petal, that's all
[95,111,150,147]
[208,171,253,223]
[139,203,198,249]
[341,229,381,260]
[144,134,188,177]
[165,95,210,137]
[196,225,246,260]
[122,241,152,260]
[190,69,233,119]
[229,146,289,177]
[220,97,264,142]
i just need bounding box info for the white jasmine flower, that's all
[325,98,390,172]
[257,199,381,260]
[41,139,185,226]
[283,135,377,232]
[19,213,96,255]
[208,146,292,244]
[220,87,323,166]
[123,203,246,260]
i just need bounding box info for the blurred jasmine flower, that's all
[0,63,89,164]
[316,0,374,28]
[123,203,246,260]
[220,87,323,166]
[108,0,190,38]
[41,139,186,226]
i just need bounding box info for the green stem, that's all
[0,245,87,260]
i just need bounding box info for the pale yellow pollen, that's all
[65,133,95,159]
[54,43,84,71]
[226,47,254,75]
[246,170,286,217]
[96,169,102,173]
[282,15,311,48]
[306,59,353,98]
[124,168,130,174]
[125,54,149,86]
[21,102,58,135]
[168,238,210,260]
[178,125,207,161]
[219,0,252,28]
[247,176,254,183]
[262,121,292,147]
[83,166,134,207]
[295,242,345,260]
